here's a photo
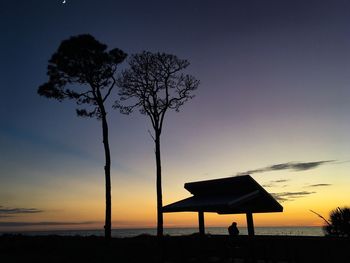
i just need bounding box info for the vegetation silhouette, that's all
[311,207,350,237]
[323,207,350,237]
[115,51,199,237]
[38,34,127,240]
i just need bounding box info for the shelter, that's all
[163,175,283,236]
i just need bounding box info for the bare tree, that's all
[115,51,199,236]
[38,34,127,240]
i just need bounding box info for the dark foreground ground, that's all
[1,234,349,263]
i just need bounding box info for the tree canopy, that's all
[38,34,127,118]
[116,51,199,134]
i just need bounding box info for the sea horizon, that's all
[1,226,325,237]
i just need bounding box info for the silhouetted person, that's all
[225,222,240,261]
[228,222,239,236]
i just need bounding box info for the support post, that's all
[246,212,255,236]
[198,211,205,236]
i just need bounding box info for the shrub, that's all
[323,207,350,237]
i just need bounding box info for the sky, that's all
[1,0,350,232]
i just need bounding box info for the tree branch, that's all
[103,75,116,102]
[148,129,155,141]
[310,209,331,226]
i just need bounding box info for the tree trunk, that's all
[101,112,112,241]
[155,132,163,237]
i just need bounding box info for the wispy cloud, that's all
[273,179,289,183]
[262,179,290,188]
[271,191,315,202]
[0,221,96,227]
[237,160,335,175]
[306,183,332,188]
[0,206,43,215]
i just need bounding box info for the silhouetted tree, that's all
[38,34,127,240]
[323,207,350,237]
[115,51,199,237]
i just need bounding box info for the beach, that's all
[1,234,349,263]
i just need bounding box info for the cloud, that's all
[306,183,332,188]
[0,206,43,215]
[273,179,289,183]
[271,191,315,202]
[262,179,290,188]
[0,221,96,227]
[237,160,335,175]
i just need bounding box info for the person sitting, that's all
[228,222,239,236]
[226,222,240,260]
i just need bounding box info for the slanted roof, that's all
[163,175,283,214]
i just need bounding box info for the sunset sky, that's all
[1,0,350,232]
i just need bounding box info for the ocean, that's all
[1,226,325,237]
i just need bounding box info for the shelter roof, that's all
[163,175,283,214]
